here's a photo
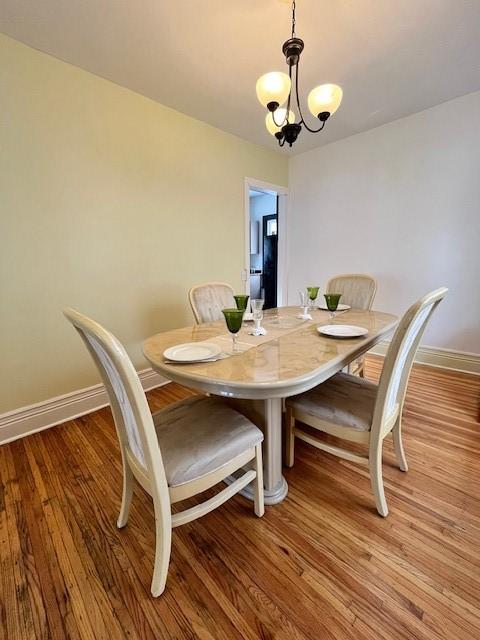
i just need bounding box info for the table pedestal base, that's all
[239,476,288,505]
[226,397,288,504]
[225,470,288,505]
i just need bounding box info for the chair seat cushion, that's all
[153,396,263,487]
[287,372,378,432]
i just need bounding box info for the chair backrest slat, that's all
[84,331,146,465]
[64,308,168,494]
[189,282,236,324]
[372,288,447,432]
[327,273,377,310]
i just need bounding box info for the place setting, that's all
[297,286,369,339]
[163,341,224,364]
[162,294,269,364]
[318,292,368,338]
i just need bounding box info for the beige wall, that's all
[0,35,287,413]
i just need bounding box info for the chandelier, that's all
[256,0,342,147]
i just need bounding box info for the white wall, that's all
[288,91,480,354]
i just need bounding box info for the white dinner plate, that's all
[163,342,222,363]
[317,303,351,311]
[243,312,254,322]
[317,324,368,338]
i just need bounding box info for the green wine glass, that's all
[324,293,342,321]
[222,308,244,353]
[233,294,249,311]
[307,286,320,310]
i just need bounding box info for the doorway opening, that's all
[244,178,288,309]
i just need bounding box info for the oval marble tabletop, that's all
[143,306,398,505]
[143,306,398,400]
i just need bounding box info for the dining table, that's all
[143,306,398,505]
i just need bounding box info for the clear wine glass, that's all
[324,293,342,321]
[251,299,265,335]
[298,290,312,319]
[222,308,244,353]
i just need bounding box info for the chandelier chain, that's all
[291,0,296,38]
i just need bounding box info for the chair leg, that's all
[117,458,133,528]
[348,358,364,377]
[150,499,172,597]
[392,415,408,472]
[285,405,295,467]
[369,443,388,517]
[253,444,265,517]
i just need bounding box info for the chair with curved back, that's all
[326,273,377,310]
[285,287,447,517]
[326,273,377,376]
[64,308,264,596]
[189,282,236,324]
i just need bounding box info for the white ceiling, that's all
[1,0,480,155]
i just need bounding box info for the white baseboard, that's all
[0,368,169,446]
[369,343,480,375]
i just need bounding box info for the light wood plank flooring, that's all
[0,357,479,639]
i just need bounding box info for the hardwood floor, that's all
[0,357,479,639]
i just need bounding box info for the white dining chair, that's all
[64,308,264,596]
[326,273,377,310]
[285,287,447,517]
[326,273,377,376]
[189,282,236,324]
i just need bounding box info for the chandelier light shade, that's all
[307,84,343,118]
[256,1,343,147]
[256,72,292,109]
[265,108,296,136]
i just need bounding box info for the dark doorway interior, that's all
[262,208,278,309]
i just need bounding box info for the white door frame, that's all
[244,177,289,307]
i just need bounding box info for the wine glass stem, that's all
[330,311,336,321]
[232,333,237,353]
